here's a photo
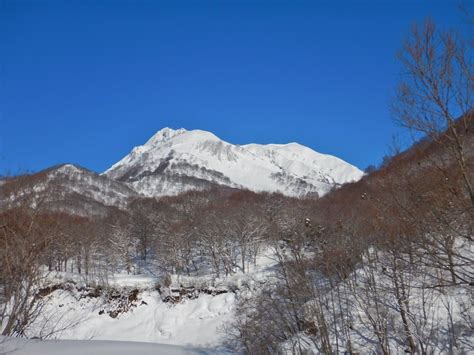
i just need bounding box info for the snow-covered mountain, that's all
[0,164,138,216]
[104,128,363,198]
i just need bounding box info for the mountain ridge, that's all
[1,128,364,215]
[104,127,363,198]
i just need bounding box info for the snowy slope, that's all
[0,164,138,216]
[104,128,363,197]
[14,250,278,351]
[0,337,208,355]
[27,287,234,348]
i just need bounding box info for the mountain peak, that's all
[144,127,188,146]
[104,127,363,198]
[143,128,222,148]
[51,163,87,175]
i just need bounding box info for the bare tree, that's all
[393,18,473,206]
[0,208,52,336]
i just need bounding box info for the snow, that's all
[17,249,280,351]
[144,127,189,146]
[3,245,472,354]
[37,290,235,347]
[0,337,210,354]
[104,127,363,197]
[48,271,159,289]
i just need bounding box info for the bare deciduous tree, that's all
[393,19,473,205]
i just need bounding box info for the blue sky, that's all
[0,0,466,175]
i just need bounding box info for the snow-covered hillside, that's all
[0,164,137,216]
[104,128,363,197]
[7,244,472,354]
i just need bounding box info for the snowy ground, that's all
[12,248,278,352]
[0,336,212,355]
[7,244,470,354]
[32,288,235,348]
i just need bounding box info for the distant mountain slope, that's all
[0,164,138,216]
[104,128,363,197]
